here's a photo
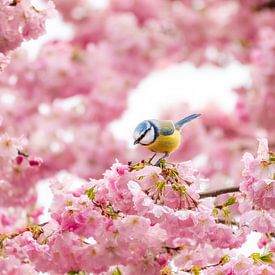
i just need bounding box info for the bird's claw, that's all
[154,153,169,167]
[154,158,166,167]
[154,160,161,167]
[148,153,157,165]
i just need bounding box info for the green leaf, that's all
[155,181,166,190]
[131,164,144,171]
[191,265,201,275]
[27,224,44,240]
[251,252,273,264]
[220,255,230,265]
[269,152,275,163]
[251,252,261,263]
[223,195,236,207]
[169,169,179,178]
[212,208,219,216]
[0,234,7,244]
[105,205,118,219]
[112,267,122,275]
[260,252,273,263]
[222,206,230,217]
[160,159,166,169]
[84,186,96,201]
[172,184,185,194]
[0,234,7,251]
[160,267,172,275]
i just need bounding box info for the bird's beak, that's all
[133,140,139,145]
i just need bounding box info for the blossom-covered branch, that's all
[199,186,240,199]
[0,139,274,274]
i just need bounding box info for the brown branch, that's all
[254,0,275,11]
[199,186,240,199]
[9,0,20,6]
[181,256,228,273]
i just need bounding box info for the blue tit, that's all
[133,114,201,165]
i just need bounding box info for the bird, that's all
[133,114,201,166]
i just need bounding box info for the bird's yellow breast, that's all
[145,130,181,153]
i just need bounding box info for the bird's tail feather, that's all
[175,114,201,130]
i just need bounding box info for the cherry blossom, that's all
[0,0,54,61]
[240,138,275,209]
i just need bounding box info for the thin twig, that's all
[199,186,240,199]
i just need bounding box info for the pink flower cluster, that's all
[0,131,42,207]
[0,0,54,63]
[240,138,275,210]
[1,139,274,273]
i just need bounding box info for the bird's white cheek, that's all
[140,128,155,145]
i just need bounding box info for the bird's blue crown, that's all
[134,120,151,135]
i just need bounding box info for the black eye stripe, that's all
[137,127,151,142]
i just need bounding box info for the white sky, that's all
[110,62,250,146]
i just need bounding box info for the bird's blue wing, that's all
[157,120,175,136]
[174,114,201,130]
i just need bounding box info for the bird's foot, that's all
[154,153,169,167]
[154,159,162,167]
[154,158,167,168]
[148,153,157,164]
